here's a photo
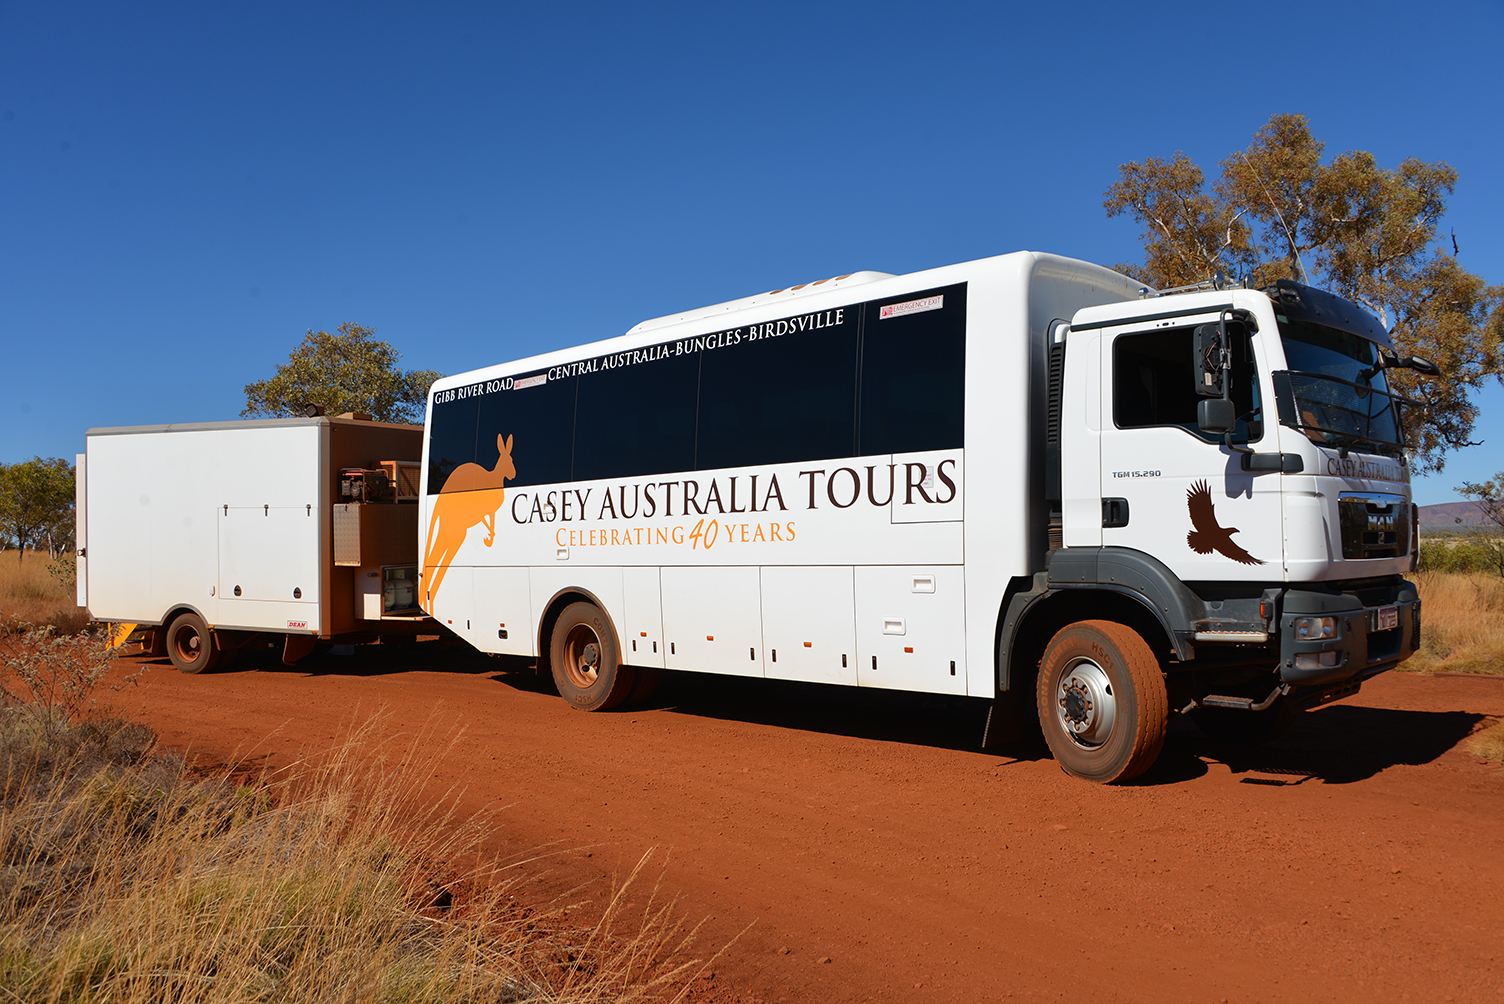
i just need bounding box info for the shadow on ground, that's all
[1175,703,1486,785]
[135,645,1490,786]
[129,638,504,680]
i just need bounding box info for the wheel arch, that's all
[999,586,1176,698]
[536,585,621,677]
[160,603,211,630]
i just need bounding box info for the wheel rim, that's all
[1053,657,1116,749]
[562,623,602,690]
[173,625,203,666]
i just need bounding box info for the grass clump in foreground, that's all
[1405,572,1504,676]
[0,704,704,1003]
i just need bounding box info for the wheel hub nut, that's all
[581,643,599,668]
[1060,677,1097,733]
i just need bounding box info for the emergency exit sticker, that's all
[879,294,943,319]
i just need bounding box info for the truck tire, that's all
[1191,698,1297,744]
[549,601,636,711]
[166,612,222,674]
[1036,620,1167,783]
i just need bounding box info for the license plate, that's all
[1377,605,1399,631]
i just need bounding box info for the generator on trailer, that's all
[78,414,434,670]
[419,250,1432,782]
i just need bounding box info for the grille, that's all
[1338,492,1409,560]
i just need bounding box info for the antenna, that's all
[1240,152,1309,284]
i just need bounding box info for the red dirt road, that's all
[104,645,1504,1003]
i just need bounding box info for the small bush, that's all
[1418,534,1504,575]
[0,626,117,742]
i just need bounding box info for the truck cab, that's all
[1009,276,1425,780]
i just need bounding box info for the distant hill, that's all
[1419,501,1491,532]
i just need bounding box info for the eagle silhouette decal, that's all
[1186,479,1264,566]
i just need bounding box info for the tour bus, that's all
[419,251,1425,782]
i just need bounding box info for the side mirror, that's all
[1197,397,1236,435]
[1193,324,1226,398]
[1401,355,1442,377]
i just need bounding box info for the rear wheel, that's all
[1036,620,1168,783]
[166,612,222,674]
[549,602,636,711]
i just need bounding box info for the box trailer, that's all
[78,415,433,670]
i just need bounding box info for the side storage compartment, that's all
[661,566,764,677]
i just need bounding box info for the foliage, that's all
[1104,114,1504,471]
[1417,534,1503,575]
[1457,470,1504,535]
[46,552,76,592]
[242,322,442,425]
[0,624,117,741]
[0,456,76,561]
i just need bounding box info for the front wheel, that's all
[548,602,636,711]
[1036,620,1168,783]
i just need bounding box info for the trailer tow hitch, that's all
[1181,682,1290,716]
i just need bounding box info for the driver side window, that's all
[1113,325,1262,443]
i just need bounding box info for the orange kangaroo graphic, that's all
[422,433,515,611]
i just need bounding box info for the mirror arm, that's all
[1217,310,1251,453]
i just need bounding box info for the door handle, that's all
[1101,497,1130,528]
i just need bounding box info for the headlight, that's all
[1293,616,1337,640]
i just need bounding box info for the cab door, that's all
[1097,316,1283,581]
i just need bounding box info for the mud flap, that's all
[981,689,1033,748]
[282,633,318,666]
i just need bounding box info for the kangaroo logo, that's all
[422,433,516,610]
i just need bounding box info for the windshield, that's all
[1274,317,1404,454]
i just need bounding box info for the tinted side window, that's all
[1114,325,1261,442]
[696,310,859,470]
[574,351,700,482]
[859,283,966,454]
[427,396,479,494]
[472,373,578,488]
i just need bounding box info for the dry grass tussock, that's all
[1466,721,1504,768]
[0,551,87,635]
[1404,572,1504,676]
[0,669,709,1003]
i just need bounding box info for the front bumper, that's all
[1279,580,1420,686]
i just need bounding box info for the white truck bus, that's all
[79,414,434,670]
[418,250,1428,782]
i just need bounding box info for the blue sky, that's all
[3,0,1501,504]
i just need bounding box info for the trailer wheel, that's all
[549,601,635,711]
[1191,698,1297,745]
[1036,620,1167,783]
[166,612,222,674]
